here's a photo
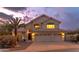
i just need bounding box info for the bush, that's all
[0,35,16,48]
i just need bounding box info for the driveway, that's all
[13,42,79,52]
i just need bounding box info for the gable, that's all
[31,14,61,24]
[26,14,61,28]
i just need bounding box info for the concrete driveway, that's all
[14,42,79,52]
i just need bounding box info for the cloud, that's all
[0,12,12,20]
[4,7,26,12]
[0,7,25,18]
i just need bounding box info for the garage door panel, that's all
[34,35,62,42]
[35,36,52,42]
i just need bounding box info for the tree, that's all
[8,17,22,44]
[9,17,22,36]
[0,17,26,47]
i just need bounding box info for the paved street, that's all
[10,42,79,52]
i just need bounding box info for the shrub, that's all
[0,35,16,48]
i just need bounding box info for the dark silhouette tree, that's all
[9,17,21,37]
[8,17,22,44]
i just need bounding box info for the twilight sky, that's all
[0,7,79,30]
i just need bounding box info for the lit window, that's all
[47,24,55,29]
[34,24,40,29]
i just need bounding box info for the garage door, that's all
[34,34,62,42]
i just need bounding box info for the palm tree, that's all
[8,17,22,44]
[0,17,26,47]
[9,17,21,36]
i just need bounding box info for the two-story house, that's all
[25,14,65,42]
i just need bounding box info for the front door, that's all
[27,29,32,40]
[28,33,32,40]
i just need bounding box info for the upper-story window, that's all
[47,23,55,29]
[34,24,40,30]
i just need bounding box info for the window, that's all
[34,24,40,29]
[47,24,55,29]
